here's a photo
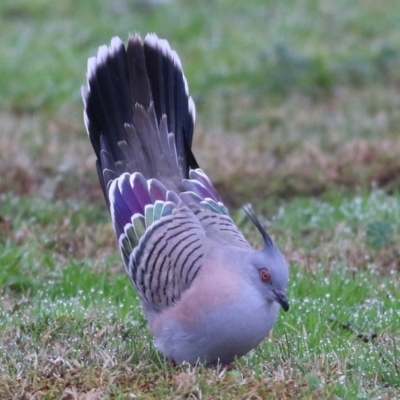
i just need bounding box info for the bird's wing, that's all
[109,171,209,312]
[180,168,251,249]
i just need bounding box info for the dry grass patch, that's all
[195,87,400,203]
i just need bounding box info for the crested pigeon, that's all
[82,33,289,365]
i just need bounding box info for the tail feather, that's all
[125,35,153,109]
[82,33,198,206]
[84,39,132,161]
[143,35,196,169]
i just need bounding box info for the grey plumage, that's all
[82,33,289,365]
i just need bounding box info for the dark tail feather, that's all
[83,38,133,163]
[142,35,197,172]
[82,34,198,206]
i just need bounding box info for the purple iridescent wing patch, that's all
[109,172,180,268]
[181,168,229,215]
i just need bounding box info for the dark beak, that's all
[273,290,289,312]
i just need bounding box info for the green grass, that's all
[1,0,400,398]
[1,191,400,398]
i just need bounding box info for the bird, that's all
[82,33,289,366]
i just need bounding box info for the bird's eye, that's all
[259,268,271,283]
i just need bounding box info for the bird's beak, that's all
[273,290,289,312]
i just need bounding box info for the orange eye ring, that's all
[260,269,271,283]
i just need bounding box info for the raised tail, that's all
[82,34,198,205]
[81,33,269,324]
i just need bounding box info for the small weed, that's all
[366,220,394,249]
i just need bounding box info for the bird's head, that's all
[244,206,289,312]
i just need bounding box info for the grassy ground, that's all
[1,0,400,398]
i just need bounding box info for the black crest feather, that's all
[243,204,274,248]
